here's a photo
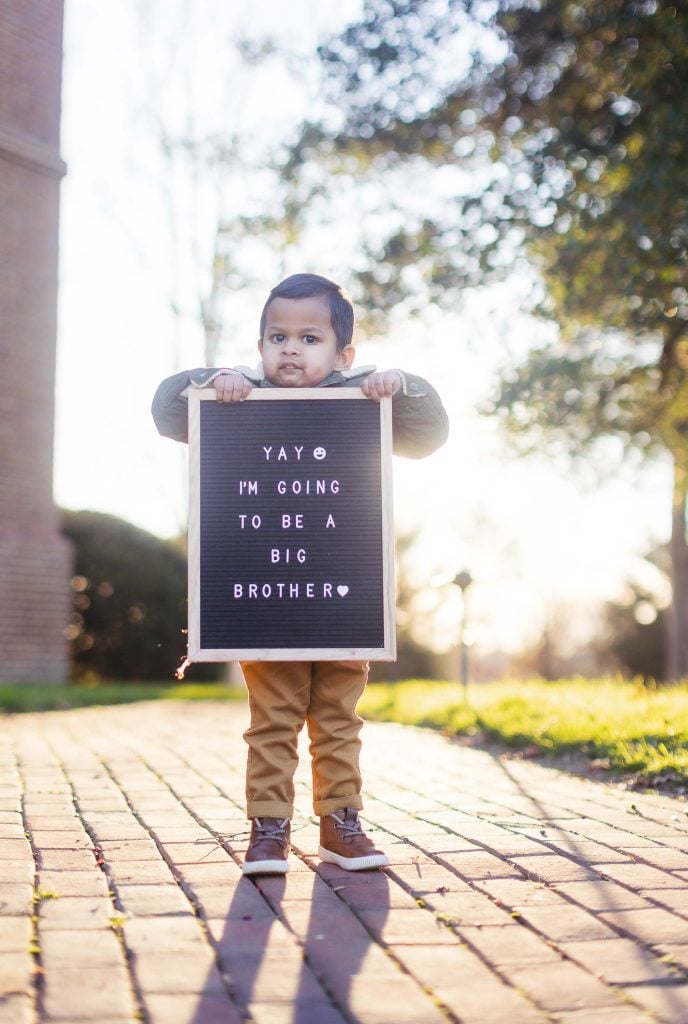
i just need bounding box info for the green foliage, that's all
[313,0,688,452]
[599,545,670,680]
[318,2,687,320]
[0,682,242,714]
[61,511,220,682]
[603,600,667,681]
[313,0,688,675]
[358,677,688,783]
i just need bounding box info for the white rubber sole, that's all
[318,845,389,871]
[242,858,289,876]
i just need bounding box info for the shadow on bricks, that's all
[190,869,391,1021]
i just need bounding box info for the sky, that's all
[54,0,673,663]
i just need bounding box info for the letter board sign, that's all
[188,389,396,661]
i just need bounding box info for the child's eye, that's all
[303,335,319,345]
[269,333,285,343]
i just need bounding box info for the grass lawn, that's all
[358,677,688,793]
[1,676,687,792]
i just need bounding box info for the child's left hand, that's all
[360,370,403,401]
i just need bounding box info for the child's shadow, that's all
[198,849,390,1022]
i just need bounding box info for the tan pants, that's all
[240,660,369,819]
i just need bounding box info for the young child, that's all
[152,273,448,875]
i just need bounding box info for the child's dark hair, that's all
[259,273,354,350]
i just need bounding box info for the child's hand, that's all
[360,370,403,402]
[212,371,253,403]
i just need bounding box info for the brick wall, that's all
[0,3,72,682]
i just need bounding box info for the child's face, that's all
[259,296,354,388]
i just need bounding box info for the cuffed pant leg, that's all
[306,660,369,817]
[241,661,311,820]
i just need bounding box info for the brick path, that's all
[2,702,688,1024]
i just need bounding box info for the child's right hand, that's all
[212,370,253,403]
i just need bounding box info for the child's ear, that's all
[336,345,355,371]
[257,338,264,353]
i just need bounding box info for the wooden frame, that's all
[188,388,396,661]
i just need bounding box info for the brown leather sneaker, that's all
[319,808,389,870]
[242,817,290,876]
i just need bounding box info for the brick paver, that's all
[2,702,688,1023]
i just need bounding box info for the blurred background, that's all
[2,0,685,685]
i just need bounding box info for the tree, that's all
[61,510,220,682]
[302,0,688,674]
[133,4,337,369]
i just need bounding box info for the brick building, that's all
[0,3,72,681]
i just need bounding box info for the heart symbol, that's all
[337,585,349,597]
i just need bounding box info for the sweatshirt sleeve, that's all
[390,372,449,459]
[152,366,449,457]
[151,368,220,443]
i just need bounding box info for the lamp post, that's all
[453,571,473,702]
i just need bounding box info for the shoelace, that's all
[253,817,289,848]
[332,810,364,840]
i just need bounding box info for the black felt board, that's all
[188,390,395,660]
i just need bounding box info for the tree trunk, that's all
[667,457,688,680]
